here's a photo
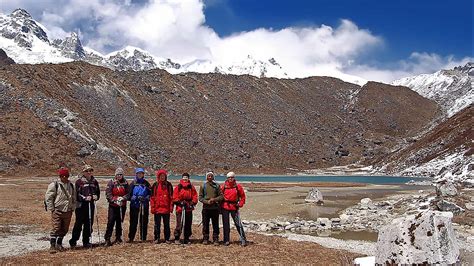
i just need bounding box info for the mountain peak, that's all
[10,9,32,19]
[52,32,85,59]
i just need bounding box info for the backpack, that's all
[202,181,220,199]
[44,181,74,211]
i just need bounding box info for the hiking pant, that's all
[129,204,149,241]
[50,210,73,237]
[104,205,126,241]
[202,208,219,241]
[71,202,95,245]
[222,209,246,243]
[174,211,192,241]
[153,213,171,241]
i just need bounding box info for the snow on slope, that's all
[392,63,473,117]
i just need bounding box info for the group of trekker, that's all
[44,165,247,253]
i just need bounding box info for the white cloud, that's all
[1,0,471,82]
[346,52,474,83]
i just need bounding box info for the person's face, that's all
[59,174,69,182]
[83,169,93,178]
[137,172,144,179]
[182,176,189,181]
[206,174,214,182]
[227,176,235,182]
[159,174,166,181]
[115,174,124,181]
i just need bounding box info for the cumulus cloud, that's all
[0,0,471,82]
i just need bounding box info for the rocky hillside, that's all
[392,62,473,117]
[374,104,473,181]
[0,61,440,176]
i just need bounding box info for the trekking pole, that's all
[95,201,101,244]
[139,201,143,241]
[181,203,186,244]
[88,202,93,248]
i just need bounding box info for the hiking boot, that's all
[174,239,181,245]
[105,239,112,247]
[202,239,210,245]
[213,241,220,246]
[224,241,230,246]
[153,239,160,244]
[49,238,57,254]
[241,241,248,247]
[165,240,172,244]
[183,239,191,245]
[126,239,134,243]
[69,239,76,249]
[83,242,92,249]
[114,238,123,244]
[56,237,65,251]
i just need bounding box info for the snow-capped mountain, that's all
[392,63,473,117]
[0,8,367,84]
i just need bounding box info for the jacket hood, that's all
[179,179,191,187]
[156,169,168,181]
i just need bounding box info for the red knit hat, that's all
[58,168,70,177]
[156,169,168,178]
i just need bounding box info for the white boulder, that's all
[305,188,323,204]
[375,211,459,265]
[436,181,458,197]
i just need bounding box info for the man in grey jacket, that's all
[44,167,76,253]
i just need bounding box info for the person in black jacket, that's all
[69,165,100,248]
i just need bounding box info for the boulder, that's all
[360,198,375,209]
[436,181,458,197]
[375,211,459,265]
[436,200,464,215]
[305,188,324,204]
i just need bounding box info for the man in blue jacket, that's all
[127,168,151,242]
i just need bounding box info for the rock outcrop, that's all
[305,188,324,204]
[375,211,459,265]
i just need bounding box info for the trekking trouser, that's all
[50,210,73,237]
[153,213,171,241]
[105,205,126,240]
[71,202,95,245]
[174,211,193,240]
[221,209,246,243]
[129,205,149,241]
[202,208,219,241]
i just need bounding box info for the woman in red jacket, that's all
[150,169,173,244]
[172,173,198,244]
[221,171,247,246]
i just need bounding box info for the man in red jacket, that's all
[221,171,247,246]
[172,173,198,245]
[150,169,174,244]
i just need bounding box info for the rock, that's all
[76,146,91,157]
[465,203,474,211]
[375,211,459,265]
[354,256,375,266]
[317,218,332,228]
[360,198,375,209]
[330,218,341,224]
[436,182,458,197]
[436,200,464,215]
[305,188,324,204]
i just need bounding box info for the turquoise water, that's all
[103,175,426,185]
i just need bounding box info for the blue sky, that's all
[0,0,472,82]
[204,0,473,63]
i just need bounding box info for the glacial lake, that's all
[102,175,427,185]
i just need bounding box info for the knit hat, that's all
[226,171,235,178]
[156,169,168,178]
[135,168,145,174]
[58,168,69,177]
[115,167,124,176]
[206,171,214,177]
[82,164,93,172]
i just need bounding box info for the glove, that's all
[117,196,124,202]
[138,196,144,202]
[85,196,92,201]
[131,195,137,201]
[238,202,244,208]
[92,195,98,201]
